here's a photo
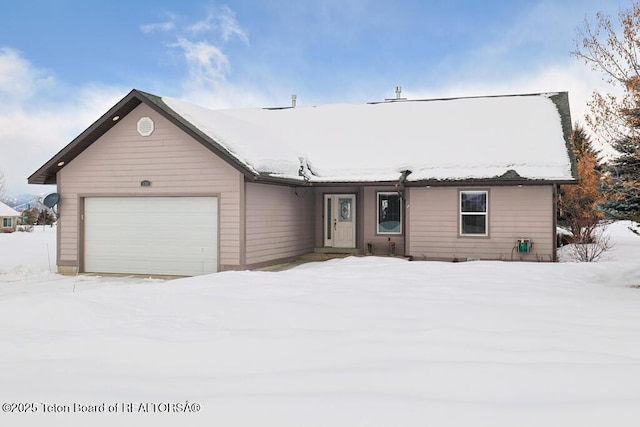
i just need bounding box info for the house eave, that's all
[249,174,577,188]
[404,178,578,187]
[249,174,308,186]
[249,175,402,187]
[28,90,144,185]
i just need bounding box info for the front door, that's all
[324,194,356,248]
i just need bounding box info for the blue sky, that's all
[0,0,630,195]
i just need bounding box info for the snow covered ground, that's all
[1,223,640,427]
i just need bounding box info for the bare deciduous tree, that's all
[574,3,640,141]
[0,169,6,202]
[574,3,640,221]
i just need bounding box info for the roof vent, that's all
[137,117,155,137]
[291,94,297,108]
[385,86,407,102]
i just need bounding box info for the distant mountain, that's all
[6,193,48,211]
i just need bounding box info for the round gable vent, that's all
[137,117,155,137]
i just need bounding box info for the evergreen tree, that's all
[39,208,56,226]
[569,125,601,163]
[600,134,640,220]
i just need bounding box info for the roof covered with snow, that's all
[0,201,20,217]
[162,92,575,183]
[28,90,576,186]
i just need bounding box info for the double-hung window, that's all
[377,192,402,234]
[2,218,12,228]
[460,190,488,236]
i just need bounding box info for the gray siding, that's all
[245,183,315,266]
[57,103,243,272]
[407,185,555,261]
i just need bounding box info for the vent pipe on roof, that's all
[386,86,407,102]
[291,94,297,108]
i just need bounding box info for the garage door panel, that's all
[86,257,217,276]
[84,197,218,276]
[87,244,217,260]
[87,229,217,248]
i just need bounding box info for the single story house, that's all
[0,201,20,233]
[28,89,576,276]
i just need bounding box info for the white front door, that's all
[324,194,356,248]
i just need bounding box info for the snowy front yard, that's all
[1,224,640,426]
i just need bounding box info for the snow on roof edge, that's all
[161,92,574,183]
[0,201,20,216]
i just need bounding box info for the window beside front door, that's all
[460,190,488,236]
[324,194,356,248]
[377,192,402,234]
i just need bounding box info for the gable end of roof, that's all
[28,89,260,186]
[28,90,143,185]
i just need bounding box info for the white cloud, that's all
[0,49,126,196]
[0,48,55,101]
[171,37,230,85]
[139,12,178,34]
[141,5,256,107]
[216,5,249,44]
[187,5,249,44]
[140,20,176,34]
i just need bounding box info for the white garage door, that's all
[84,197,218,276]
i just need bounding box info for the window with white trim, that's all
[460,190,488,236]
[2,218,12,228]
[377,192,402,234]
